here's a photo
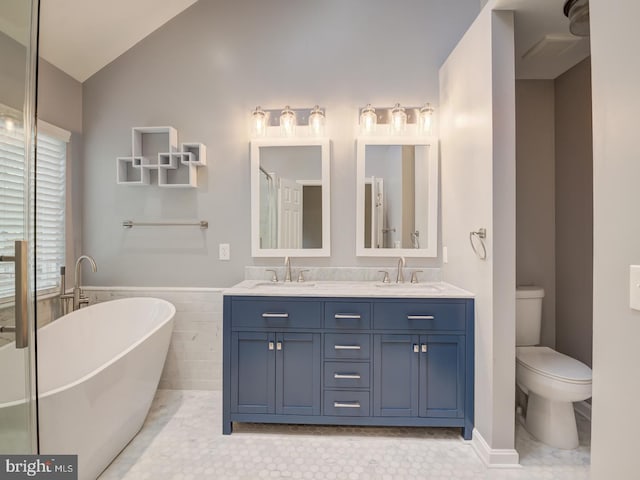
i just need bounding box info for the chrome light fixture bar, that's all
[250,105,327,137]
[359,103,435,136]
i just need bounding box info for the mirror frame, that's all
[251,137,331,257]
[355,136,439,257]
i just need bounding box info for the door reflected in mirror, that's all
[251,139,330,257]
[259,145,322,249]
[356,138,438,257]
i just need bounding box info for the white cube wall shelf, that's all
[116,127,206,188]
[117,157,149,185]
[180,143,206,166]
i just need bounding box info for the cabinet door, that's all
[373,334,420,417]
[231,332,276,414]
[419,335,465,418]
[276,332,321,415]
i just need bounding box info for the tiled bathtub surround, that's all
[85,287,223,391]
[245,266,442,283]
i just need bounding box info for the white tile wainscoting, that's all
[0,293,60,347]
[85,287,223,391]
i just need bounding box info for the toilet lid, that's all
[516,346,592,384]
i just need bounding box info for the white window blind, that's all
[0,112,68,299]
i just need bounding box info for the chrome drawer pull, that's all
[334,373,361,379]
[261,313,289,318]
[334,313,361,319]
[334,345,361,350]
[334,402,361,408]
[268,341,275,351]
[407,315,435,320]
[421,344,428,353]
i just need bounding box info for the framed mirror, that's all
[251,137,330,257]
[356,136,438,257]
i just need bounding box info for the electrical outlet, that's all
[630,265,640,310]
[219,243,230,261]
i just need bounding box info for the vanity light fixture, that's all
[308,105,325,137]
[418,103,434,135]
[360,104,377,135]
[251,106,267,137]
[390,103,407,134]
[279,105,297,137]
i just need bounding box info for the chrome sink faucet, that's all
[61,255,97,312]
[396,256,406,283]
[284,256,292,282]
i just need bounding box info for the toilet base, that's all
[525,392,579,449]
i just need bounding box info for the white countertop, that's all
[224,280,474,299]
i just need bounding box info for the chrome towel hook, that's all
[469,228,487,260]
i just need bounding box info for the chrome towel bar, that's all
[122,220,208,229]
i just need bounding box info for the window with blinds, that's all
[0,113,68,299]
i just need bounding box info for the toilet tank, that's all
[516,286,545,346]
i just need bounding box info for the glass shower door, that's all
[0,0,40,454]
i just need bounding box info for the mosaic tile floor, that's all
[99,390,590,480]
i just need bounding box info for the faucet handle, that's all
[297,270,310,283]
[410,270,423,284]
[265,269,278,283]
[378,270,391,283]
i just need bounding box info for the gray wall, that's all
[554,58,592,367]
[590,0,640,475]
[515,80,556,348]
[81,0,481,287]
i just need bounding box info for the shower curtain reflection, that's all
[259,168,277,249]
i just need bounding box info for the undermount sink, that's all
[251,282,316,288]
[375,283,443,293]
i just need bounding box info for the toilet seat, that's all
[516,346,591,384]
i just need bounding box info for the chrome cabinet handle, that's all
[334,345,361,350]
[334,313,361,319]
[421,344,428,353]
[333,373,361,379]
[268,341,274,351]
[413,344,419,353]
[407,315,435,320]
[334,402,361,408]
[262,313,289,318]
[276,341,282,351]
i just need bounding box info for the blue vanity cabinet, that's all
[223,294,474,439]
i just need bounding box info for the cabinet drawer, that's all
[324,362,370,389]
[231,299,322,329]
[324,390,370,416]
[324,333,370,360]
[324,302,371,329]
[373,302,465,331]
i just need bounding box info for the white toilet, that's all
[515,286,592,449]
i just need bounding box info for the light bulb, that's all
[251,106,267,137]
[360,104,377,135]
[308,105,325,136]
[390,103,407,134]
[419,103,434,135]
[280,106,296,137]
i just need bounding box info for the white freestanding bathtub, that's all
[0,297,175,480]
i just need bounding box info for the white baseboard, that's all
[574,401,592,421]
[470,428,520,468]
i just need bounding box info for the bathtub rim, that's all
[0,297,175,407]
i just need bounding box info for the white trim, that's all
[82,286,225,293]
[574,401,592,421]
[470,428,520,468]
[355,136,439,257]
[38,120,71,143]
[0,103,71,142]
[250,137,331,257]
